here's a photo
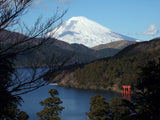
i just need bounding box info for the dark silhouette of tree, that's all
[86,95,110,120]
[133,58,160,120]
[1,102,29,120]
[17,111,29,120]
[109,97,135,120]
[0,55,21,118]
[87,95,135,120]
[0,0,67,119]
[37,89,64,120]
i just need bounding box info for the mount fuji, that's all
[48,16,136,47]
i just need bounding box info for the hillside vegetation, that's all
[0,30,124,67]
[56,38,160,92]
[92,40,136,50]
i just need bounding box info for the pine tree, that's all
[109,97,134,120]
[86,95,110,120]
[37,89,64,120]
[134,58,160,120]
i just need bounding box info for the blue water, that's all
[19,85,121,120]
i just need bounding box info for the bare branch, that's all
[0,10,67,58]
[0,0,68,100]
[0,0,32,30]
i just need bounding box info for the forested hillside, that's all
[57,38,160,92]
[0,30,124,67]
[92,40,136,50]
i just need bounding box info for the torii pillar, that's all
[121,85,132,100]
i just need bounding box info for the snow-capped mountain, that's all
[48,16,136,47]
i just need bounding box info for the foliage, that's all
[13,40,119,68]
[87,95,135,120]
[87,58,160,120]
[0,103,29,120]
[86,95,110,120]
[132,58,160,120]
[73,38,160,91]
[109,97,134,120]
[0,56,23,118]
[17,111,29,120]
[37,89,64,120]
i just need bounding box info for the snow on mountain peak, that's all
[48,16,136,47]
[68,16,88,21]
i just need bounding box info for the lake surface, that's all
[19,85,121,120]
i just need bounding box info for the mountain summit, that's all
[48,16,136,47]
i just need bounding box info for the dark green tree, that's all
[0,56,23,118]
[0,102,29,120]
[37,89,64,120]
[108,58,160,120]
[109,97,135,120]
[17,111,29,120]
[86,58,160,120]
[87,95,135,120]
[86,95,110,120]
[133,58,160,120]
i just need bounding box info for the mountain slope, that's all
[53,38,160,92]
[0,30,138,67]
[92,40,137,50]
[48,16,136,47]
[0,30,121,67]
[115,38,160,58]
[16,39,120,67]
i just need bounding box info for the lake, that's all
[19,85,121,120]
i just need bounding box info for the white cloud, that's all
[142,24,159,35]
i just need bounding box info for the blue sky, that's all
[22,0,160,41]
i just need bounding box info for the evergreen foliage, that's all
[86,95,110,120]
[109,97,134,120]
[37,89,64,120]
[87,58,160,120]
[0,102,28,120]
[73,38,160,91]
[86,95,134,120]
[0,56,28,119]
[133,58,160,120]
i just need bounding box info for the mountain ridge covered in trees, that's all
[55,38,160,92]
[0,29,136,67]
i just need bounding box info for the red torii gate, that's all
[121,85,132,100]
